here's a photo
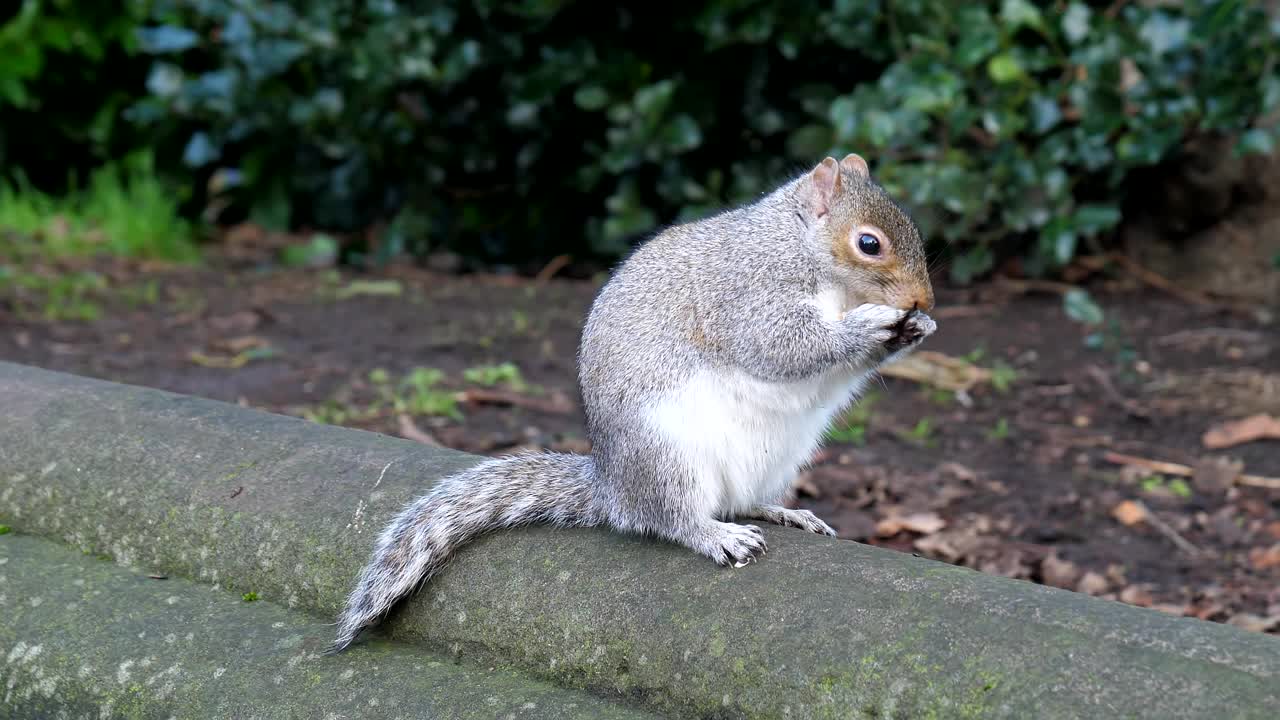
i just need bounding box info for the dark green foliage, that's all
[0,1,151,193]
[7,1,1280,278]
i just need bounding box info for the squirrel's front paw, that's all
[884,310,937,353]
[847,303,908,345]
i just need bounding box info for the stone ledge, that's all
[0,533,662,719]
[2,360,1279,719]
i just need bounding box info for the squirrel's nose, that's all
[899,288,934,313]
[915,290,935,312]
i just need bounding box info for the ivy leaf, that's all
[574,85,609,111]
[1063,288,1104,326]
[1029,94,1062,133]
[1000,0,1046,32]
[1042,218,1077,265]
[955,9,999,67]
[950,246,994,285]
[662,114,703,153]
[182,132,219,168]
[1074,204,1121,235]
[1061,3,1092,44]
[1139,12,1191,55]
[987,53,1025,84]
[1236,128,1276,156]
[137,26,200,54]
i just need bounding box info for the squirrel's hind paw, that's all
[690,521,768,567]
[744,505,837,537]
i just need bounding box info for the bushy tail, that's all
[327,451,600,653]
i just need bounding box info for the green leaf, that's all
[1063,288,1104,326]
[950,246,994,285]
[987,53,1025,84]
[335,280,404,299]
[137,26,200,54]
[181,132,219,168]
[1074,204,1121,235]
[281,234,339,268]
[506,102,539,127]
[1236,128,1276,156]
[1139,12,1191,55]
[574,85,609,111]
[999,0,1045,32]
[662,114,703,152]
[954,9,999,67]
[787,124,835,159]
[1061,3,1092,44]
[633,79,676,118]
[1042,218,1077,265]
[1029,95,1062,133]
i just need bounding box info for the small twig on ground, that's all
[1102,451,1280,490]
[992,276,1078,296]
[534,254,572,285]
[1131,499,1204,558]
[456,388,575,415]
[1084,364,1150,420]
[1103,253,1216,307]
[1239,475,1280,490]
[397,414,441,446]
[1156,327,1267,349]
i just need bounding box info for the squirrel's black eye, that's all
[857,233,882,256]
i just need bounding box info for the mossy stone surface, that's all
[2,360,1279,719]
[0,533,663,719]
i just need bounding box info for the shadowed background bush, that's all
[2,0,1278,279]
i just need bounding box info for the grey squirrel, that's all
[328,154,937,652]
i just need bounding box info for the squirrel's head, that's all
[801,155,934,313]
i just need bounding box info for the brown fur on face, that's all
[808,155,934,312]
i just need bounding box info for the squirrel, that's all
[328,154,937,653]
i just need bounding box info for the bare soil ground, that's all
[3,249,1278,635]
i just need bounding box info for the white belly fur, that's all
[646,364,870,517]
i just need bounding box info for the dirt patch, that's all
[2,252,1278,634]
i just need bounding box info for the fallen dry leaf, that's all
[1040,552,1081,590]
[1118,585,1154,607]
[1249,544,1280,571]
[912,528,983,562]
[1111,500,1148,527]
[876,511,947,537]
[1105,450,1280,491]
[1192,602,1227,622]
[936,461,978,483]
[215,335,269,353]
[456,388,575,415]
[1202,414,1280,449]
[1077,571,1110,596]
[1105,563,1128,587]
[792,472,822,499]
[1226,613,1280,634]
[208,310,261,334]
[879,351,992,392]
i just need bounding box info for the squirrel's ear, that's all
[808,157,842,218]
[840,153,870,179]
